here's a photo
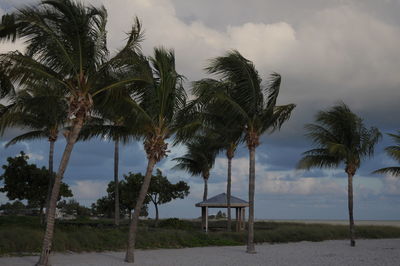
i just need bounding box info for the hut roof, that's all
[195,193,249,208]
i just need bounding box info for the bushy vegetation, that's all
[1,216,400,256]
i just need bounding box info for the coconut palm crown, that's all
[373,131,400,176]
[298,103,381,246]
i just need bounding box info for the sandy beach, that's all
[1,238,399,266]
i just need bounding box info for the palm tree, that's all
[373,131,400,176]
[174,138,216,202]
[192,79,243,232]
[173,136,219,230]
[198,50,295,253]
[0,86,67,223]
[78,98,139,226]
[298,103,381,247]
[124,47,189,263]
[0,1,146,265]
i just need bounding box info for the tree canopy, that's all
[148,169,190,224]
[0,151,72,210]
[373,131,400,177]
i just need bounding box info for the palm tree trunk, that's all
[114,139,120,226]
[44,139,56,222]
[202,177,208,231]
[246,145,256,253]
[347,172,356,247]
[154,202,159,226]
[125,157,157,263]
[36,119,84,266]
[227,155,232,232]
[203,177,208,201]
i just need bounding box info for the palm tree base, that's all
[125,255,134,263]
[36,262,51,266]
[246,248,257,254]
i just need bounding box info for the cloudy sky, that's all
[1,0,399,220]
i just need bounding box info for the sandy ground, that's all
[1,239,399,266]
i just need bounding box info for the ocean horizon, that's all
[259,219,400,227]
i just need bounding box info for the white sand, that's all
[1,239,399,266]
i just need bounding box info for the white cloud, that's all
[26,152,44,162]
[382,175,400,195]
[211,154,346,197]
[3,141,45,163]
[70,179,108,201]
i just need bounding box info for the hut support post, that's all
[201,207,205,231]
[205,207,208,233]
[241,208,245,230]
[235,208,239,232]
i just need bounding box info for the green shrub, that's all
[1,216,400,256]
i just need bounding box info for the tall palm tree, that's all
[173,140,214,201]
[124,47,189,263]
[79,98,139,226]
[373,131,400,176]
[173,136,219,229]
[198,50,295,253]
[0,1,146,265]
[298,103,381,246]
[0,86,67,223]
[192,79,243,232]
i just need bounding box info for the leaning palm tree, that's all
[199,50,295,253]
[173,135,219,230]
[124,47,190,263]
[0,1,146,265]
[298,103,381,247]
[373,131,400,176]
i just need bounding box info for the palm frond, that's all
[373,167,400,177]
[5,130,47,147]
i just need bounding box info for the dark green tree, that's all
[0,200,26,215]
[0,152,72,223]
[107,173,149,220]
[57,199,91,218]
[373,131,400,176]
[298,103,381,246]
[91,196,115,218]
[148,169,189,226]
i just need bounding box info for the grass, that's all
[1,216,400,256]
